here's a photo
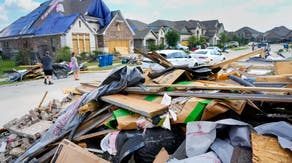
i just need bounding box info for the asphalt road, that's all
[0,71,110,127]
[0,44,285,127]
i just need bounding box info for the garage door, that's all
[181,40,189,46]
[108,40,129,55]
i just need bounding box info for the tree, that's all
[165,30,180,47]
[188,36,198,48]
[219,33,228,44]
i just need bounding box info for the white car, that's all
[206,46,222,52]
[141,50,198,70]
[190,49,226,65]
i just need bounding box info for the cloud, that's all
[0,5,8,21]
[161,0,204,9]
[3,0,41,11]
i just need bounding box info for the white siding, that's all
[142,31,157,46]
[64,18,96,53]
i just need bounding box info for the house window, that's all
[79,21,82,28]
[4,42,9,48]
[23,40,29,48]
[117,23,121,31]
[51,38,57,52]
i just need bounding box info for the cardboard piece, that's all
[51,139,109,163]
[274,61,292,75]
[153,70,186,84]
[251,133,292,163]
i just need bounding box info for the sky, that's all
[0,0,292,32]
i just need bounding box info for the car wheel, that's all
[194,63,198,67]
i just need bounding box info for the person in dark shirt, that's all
[41,51,53,85]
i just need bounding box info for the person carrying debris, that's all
[41,51,54,85]
[71,52,80,80]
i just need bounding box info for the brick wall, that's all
[0,35,61,59]
[99,13,133,48]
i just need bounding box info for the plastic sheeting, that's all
[34,13,80,36]
[16,66,145,162]
[0,2,50,38]
[87,0,112,27]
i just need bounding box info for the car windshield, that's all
[166,52,184,58]
[194,51,208,54]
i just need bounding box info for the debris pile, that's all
[0,49,291,163]
[5,62,88,82]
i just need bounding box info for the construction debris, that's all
[0,49,291,163]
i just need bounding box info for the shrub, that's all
[15,48,31,65]
[79,52,89,61]
[147,42,158,51]
[88,50,105,62]
[55,46,71,62]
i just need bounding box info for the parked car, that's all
[190,49,226,65]
[167,43,189,51]
[141,50,198,70]
[227,41,239,47]
[248,42,258,46]
[206,46,222,52]
[257,42,270,49]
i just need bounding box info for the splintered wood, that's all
[101,94,168,117]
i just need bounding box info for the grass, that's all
[0,60,17,74]
[230,46,249,51]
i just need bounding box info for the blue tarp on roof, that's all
[0,1,50,38]
[87,0,111,27]
[34,13,79,36]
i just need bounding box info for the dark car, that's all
[257,43,270,51]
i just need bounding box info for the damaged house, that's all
[0,0,134,59]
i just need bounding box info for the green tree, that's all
[188,36,198,48]
[220,33,228,44]
[165,30,180,47]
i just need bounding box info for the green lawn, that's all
[230,46,249,51]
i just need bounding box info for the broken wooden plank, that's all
[145,83,292,93]
[256,74,292,82]
[134,91,292,102]
[74,129,114,142]
[210,49,265,69]
[153,69,186,84]
[124,86,165,94]
[37,91,48,109]
[101,94,168,117]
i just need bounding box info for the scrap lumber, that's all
[74,129,114,142]
[145,84,292,93]
[136,91,292,102]
[274,61,292,75]
[210,49,265,69]
[37,91,48,109]
[124,86,165,94]
[134,48,173,68]
[256,74,292,83]
[101,94,168,117]
[153,69,186,84]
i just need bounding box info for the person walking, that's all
[71,52,80,80]
[41,51,54,85]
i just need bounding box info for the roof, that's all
[34,13,80,36]
[265,26,291,37]
[126,19,148,31]
[134,28,155,39]
[200,20,219,30]
[0,1,50,38]
[149,20,175,28]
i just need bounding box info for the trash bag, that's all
[113,127,184,163]
[16,66,145,162]
[52,62,70,79]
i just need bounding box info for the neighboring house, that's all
[150,26,166,45]
[127,19,158,51]
[200,20,225,45]
[287,31,292,42]
[0,0,134,59]
[149,19,205,46]
[234,27,262,41]
[264,26,291,43]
